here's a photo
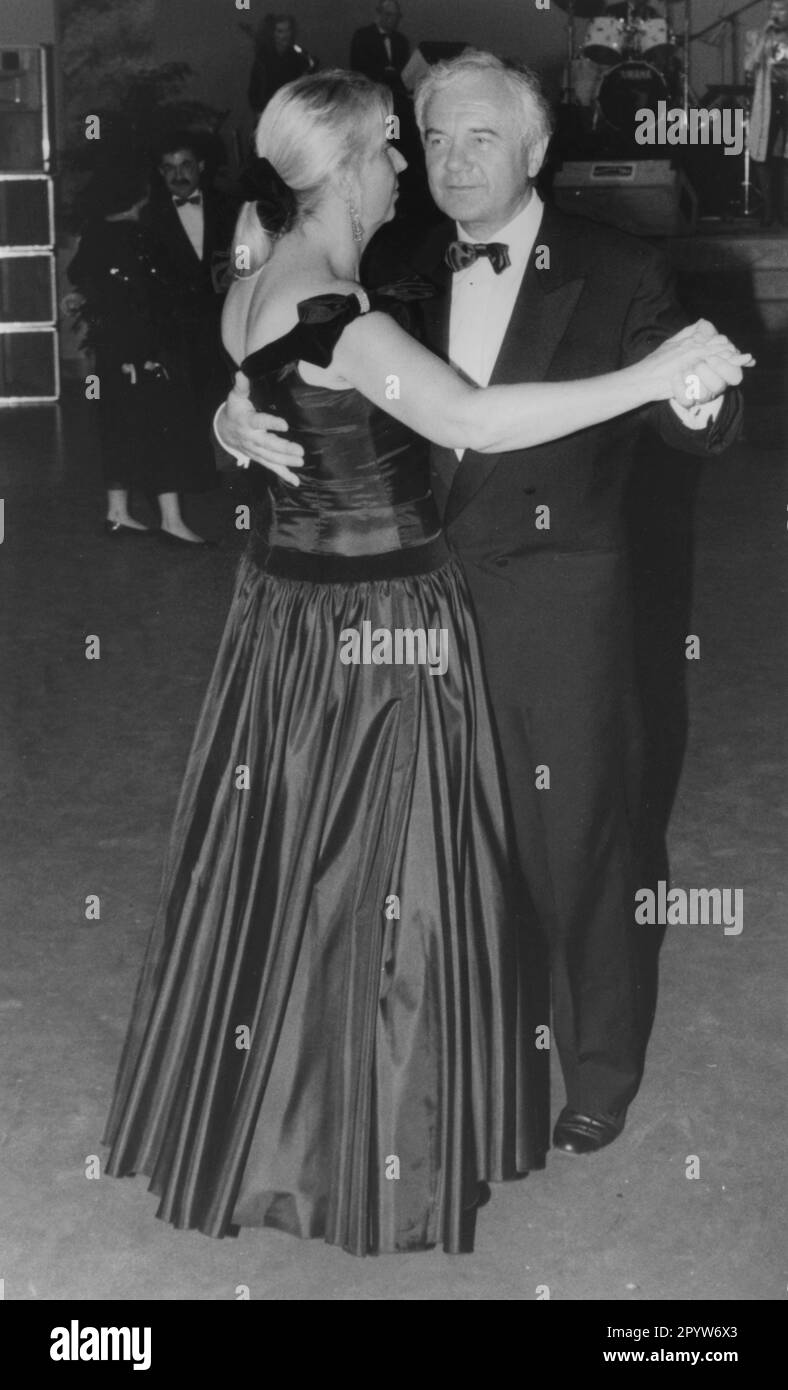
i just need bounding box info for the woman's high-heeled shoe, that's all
[158,530,217,548]
[104,520,151,537]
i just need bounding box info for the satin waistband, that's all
[248,533,452,583]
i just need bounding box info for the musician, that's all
[350,2,410,93]
[745,0,788,226]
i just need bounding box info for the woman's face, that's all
[274,21,293,53]
[358,126,407,233]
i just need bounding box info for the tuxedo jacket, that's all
[350,24,410,85]
[145,186,238,300]
[368,206,744,1115]
[144,185,238,410]
[403,204,742,563]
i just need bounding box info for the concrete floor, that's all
[0,382,785,1302]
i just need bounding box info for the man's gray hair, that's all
[414,49,554,152]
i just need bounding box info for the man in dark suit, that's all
[350,1,410,92]
[214,53,743,1156]
[146,132,238,489]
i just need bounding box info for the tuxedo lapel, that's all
[152,195,203,279]
[444,210,586,526]
[201,192,217,267]
[410,223,457,515]
[411,220,452,359]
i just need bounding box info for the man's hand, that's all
[218,372,305,486]
[658,319,753,407]
[670,352,748,408]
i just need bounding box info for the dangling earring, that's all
[348,201,364,243]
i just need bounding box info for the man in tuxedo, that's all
[214,53,742,1156]
[350,1,410,92]
[146,132,238,489]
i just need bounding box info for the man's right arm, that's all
[214,372,304,486]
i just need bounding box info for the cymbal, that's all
[552,0,606,17]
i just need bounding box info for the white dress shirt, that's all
[448,193,543,459]
[174,192,204,261]
[449,193,543,391]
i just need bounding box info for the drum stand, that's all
[561,1,579,105]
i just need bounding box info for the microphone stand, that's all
[689,0,773,220]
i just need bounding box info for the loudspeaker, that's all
[0,254,56,325]
[0,47,51,170]
[0,175,53,248]
[552,160,698,236]
[0,47,58,403]
[0,327,58,403]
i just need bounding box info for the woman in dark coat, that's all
[68,162,212,544]
[247,14,317,117]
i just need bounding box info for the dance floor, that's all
[0,375,784,1301]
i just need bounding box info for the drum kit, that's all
[555,1,687,143]
[552,0,772,220]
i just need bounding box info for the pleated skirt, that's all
[103,543,549,1254]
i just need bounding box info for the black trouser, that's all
[452,546,646,1119]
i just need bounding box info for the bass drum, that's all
[583,16,626,67]
[597,61,668,133]
[633,17,674,66]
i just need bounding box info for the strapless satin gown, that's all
[103,286,549,1255]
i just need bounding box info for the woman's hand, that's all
[218,373,305,485]
[634,320,754,407]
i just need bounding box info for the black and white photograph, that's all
[0,0,784,1344]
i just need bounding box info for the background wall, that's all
[0,0,56,45]
[151,0,569,152]
[150,0,773,158]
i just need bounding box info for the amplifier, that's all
[552,160,698,236]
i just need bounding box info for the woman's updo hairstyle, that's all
[233,69,392,277]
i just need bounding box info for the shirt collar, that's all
[456,191,543,268]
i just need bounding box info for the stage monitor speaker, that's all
[0,254,56,326]
[0,47,51,170]
[552,160,698,237]
[0,175,53,249]
[0,327,58,403]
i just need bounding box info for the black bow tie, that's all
[445,240,511,275]
[174,194,201,207]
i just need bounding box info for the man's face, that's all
[378,2,401,34]
[274,20,293,53]
[422,71,542,236]
[770,2,787,26]
[159,149,203,200]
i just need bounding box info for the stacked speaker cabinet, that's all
[0,45,59,405]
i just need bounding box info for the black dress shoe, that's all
[103,520,151,537]
[552,1106,625,1155]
